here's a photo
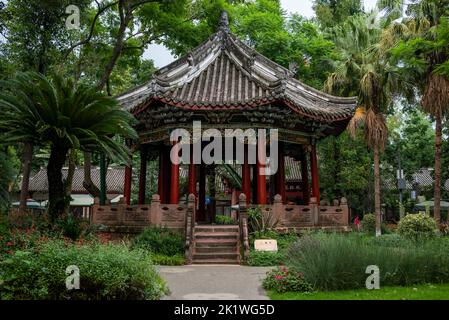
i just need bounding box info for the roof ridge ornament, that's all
[218,11,230,32]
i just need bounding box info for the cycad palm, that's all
[325,13,401,235]
[379,0,449,223]
[0,72,137,220]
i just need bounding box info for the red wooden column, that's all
[275,142,286,203]
[157,146,165,203]
[198,162,206,222]
[310,143,320,203]
[169,142,180,204]
[138,146,148,205]
[188,145,196,196]
[242,144,251,204]
[124,163,132,205]
[301,147,310,204]
[256,140,267,205]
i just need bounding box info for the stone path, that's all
[158,265,272,300]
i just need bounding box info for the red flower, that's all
[5,241,13,247]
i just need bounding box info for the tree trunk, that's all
[373,143,382,237]
[83,152,100,197]
[19,142,33,213]
[47,144,69,222]
[434,115,442,224]
[63,149,76,215]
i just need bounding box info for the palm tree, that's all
[0,72,137,221]
[379,0,449,223]
[324,13,402,236]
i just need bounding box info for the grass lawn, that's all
[268,283,449,300]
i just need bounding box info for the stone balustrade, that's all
[91,194,188,234]
[91,193,350,235]
[271,195,349,230]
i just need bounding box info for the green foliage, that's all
[246,230,298,266]
[247,251,284,267]
[318,131,373,213]
[313,0,363,29]
[131,227,184,256]
[0,240,168,300]
[151,253,185,266]
[215,215,236,225]
[54,215,88,241]
[286,233,449,291]
[361,213,376,233]
[398,213,438,241]
[262,266,313,293]
[0,147,18,211]
[247,207,279,234]
[0,72,138,219]
[233,0,337,89]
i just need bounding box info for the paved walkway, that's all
[158,265,272,300]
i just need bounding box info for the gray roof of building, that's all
[117,12,357,122]
[28,167,124,194]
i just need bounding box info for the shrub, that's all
[248,207,279,234]
[247,251,284,266]
[398,213,438,241]
[215,215,236,225]
[262,266,313,293]
[55,214,88,240]
[131,227,184,256]
[0,240,167,300]
[360,213,376,233]
[286,233,449,291]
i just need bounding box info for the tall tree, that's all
[381,0,449,223]
[313,0,363,28]
[325,13,404,236]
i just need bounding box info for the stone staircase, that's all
[192,225,240,264]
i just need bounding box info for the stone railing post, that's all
[239,193,250,261]
[273,194,283,225]
[340,197,349,226]
[150,194,161,226]
[310,197,319,226]
[117,204,125,225]
[185,194,196,264]
[91,204,99,224]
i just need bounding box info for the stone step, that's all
[193,252,240,260]
[195,239,238,247]
[194,226,239,233]
[194,246,238,253]
[192,259,240,265]
[194,232,239,240]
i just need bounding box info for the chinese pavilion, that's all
[93,12,356,264]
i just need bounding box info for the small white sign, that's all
[254,239,278,252]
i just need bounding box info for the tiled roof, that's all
[28,167,124,194]
[384,168,449,191]
[117,12,357,123]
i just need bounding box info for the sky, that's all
[145,0,379,68]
